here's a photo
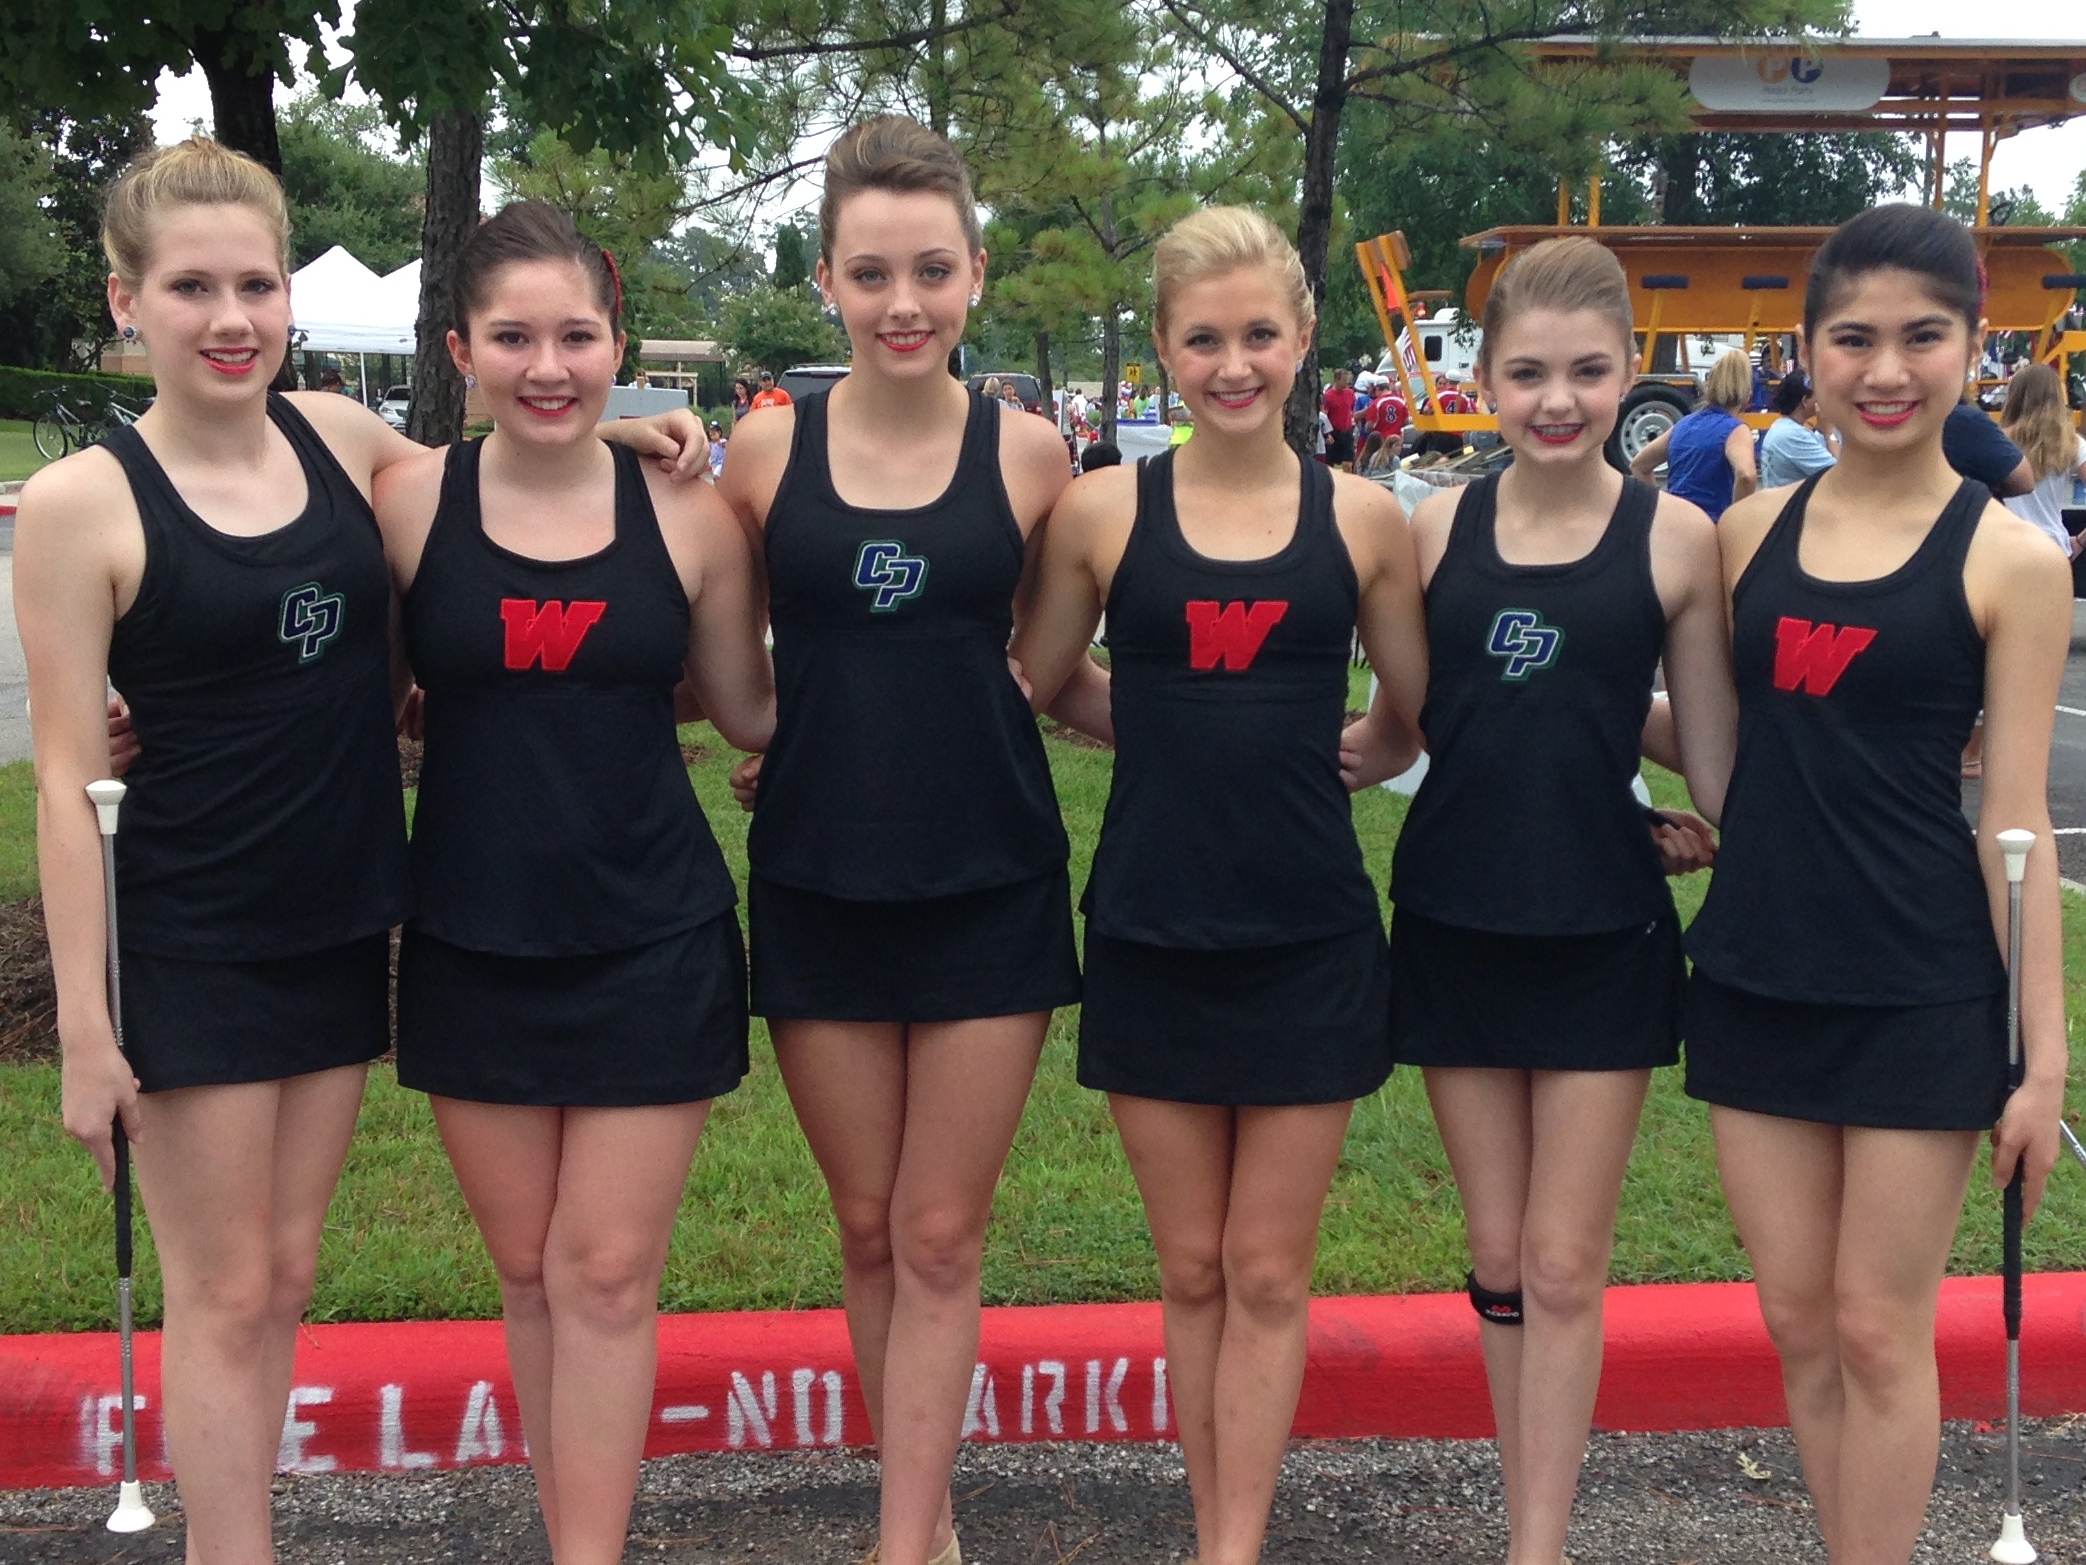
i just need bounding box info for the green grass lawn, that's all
[0,420,51,484]
[2,692,2083,1334]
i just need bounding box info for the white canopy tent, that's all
[288,246,416,355]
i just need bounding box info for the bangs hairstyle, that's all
[1477,236,1634,372]
[451,201,621,338]
[1999,363,2078,481]
[1804,203,1982,342]
[102,137,290,290]
[1702,348,1752,410]
[819,116,983,262]
[1151,206,1312,340]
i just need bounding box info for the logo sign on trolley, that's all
[1687,51,1890,114]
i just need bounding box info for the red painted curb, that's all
[6,1274,2085,1489]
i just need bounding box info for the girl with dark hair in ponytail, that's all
[1687,203,2069,1564]
[375,200,775,1565]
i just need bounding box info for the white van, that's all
[1376,306,1481,388]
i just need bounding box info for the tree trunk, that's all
[1286,0,1354,457]
[1156,357,1171,427]
[1034,330,1053,422]
[1099,312,1121,445]
[193,27,282,173]
[408,108,483,448]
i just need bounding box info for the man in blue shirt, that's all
[1942,400,2034,497]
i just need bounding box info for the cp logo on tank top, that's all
[1485,609,1563,681]
[501,598,607,672]
[1772,615,1876,696]
[277,581,345,664]
[1187,600,1289,671]
[853,540,928,611]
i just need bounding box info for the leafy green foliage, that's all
[0,124,63,306]
[1622,132,1921,228]
[279,91,426,271]
[0,109,147,372]
[0,366,155,422]
[772,222,810,291]
[343,0,751,176]
[719,285,846,375]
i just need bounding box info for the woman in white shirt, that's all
[1998,364,2086,558]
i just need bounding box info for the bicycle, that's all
[31,390,113,460]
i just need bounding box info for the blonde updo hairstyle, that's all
[1475,236,1635,375]
[102,137,291,290]
[1151,206,1314,342]
[819,115,983,262]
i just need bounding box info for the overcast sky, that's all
[147,2,2085,213]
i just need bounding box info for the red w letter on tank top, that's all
[1772,615,1877,696]
[501,598,607,672]
[1186,601,1289,671]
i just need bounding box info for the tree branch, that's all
[1158,0,1307,133]
[731,0,1017,64]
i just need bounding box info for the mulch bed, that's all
[0,897,55,1065]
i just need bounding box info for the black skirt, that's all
[1078,922,1393,1106]
[1684,970,2007,1131]
[1388,907,1683,1071]
[119,933,391,1093]
[748,869,1082,1023]
[395,912,749,1107]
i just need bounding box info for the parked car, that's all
[778,364,850,402]
[377,386,411,430]
[968,372,1044,415]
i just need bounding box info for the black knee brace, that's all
[1466,1271,1524,1326]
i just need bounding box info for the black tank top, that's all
[1391,472,1669,934]
[402,439,736,955]
[749,388,1068,899]
[1687,475,2004,1004]
[103,393,408,959]
[1084,451,1378,948]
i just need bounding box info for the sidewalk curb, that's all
[7,1274,2085,1490]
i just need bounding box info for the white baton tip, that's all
[85,779,127,837]
[1990,1508,2036,1563]
[106,1479,154,1532]
[1996,828,2035,884]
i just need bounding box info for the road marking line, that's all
[2052,828,2086,835]
[2058,705,2086,718]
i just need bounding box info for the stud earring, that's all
[969,293,981,307]
[464,374,477,390]
[121,325,138,342]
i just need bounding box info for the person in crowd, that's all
[1629,348,1759,521]
[375,200,775,1565]
[1002,381,1026,411]
[1012,203,1429,1565]
[1347,234,1732,1565]
[1685,203,2067,1565]
[1079,439,1123,472]
[1995,363,2085,558]
[1321,366,1357,470]
[751,369,792,410]
[709,419,729,480]
[1942,397,2034,498]
[1757,371,1839,490]
[715,115,1103,1565]
[731,376,755,418]
[17,138,704,1565]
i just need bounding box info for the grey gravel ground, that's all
[6,1418,2086,1563]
